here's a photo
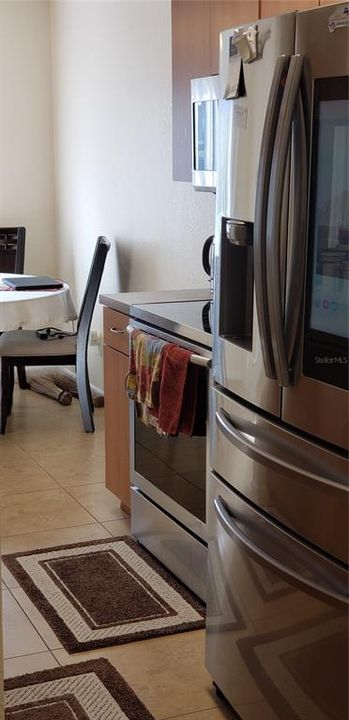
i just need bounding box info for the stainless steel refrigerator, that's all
[206,4,349,719]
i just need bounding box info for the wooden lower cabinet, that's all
[104,329,130,514]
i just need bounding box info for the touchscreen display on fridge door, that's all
[304,76,348,390]
[309,83,349,340]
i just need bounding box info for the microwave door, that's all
[282,4,349,451]
[191,75,220,192]
[212,12,295,416]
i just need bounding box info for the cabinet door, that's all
[172,0,261,181]
[104,344,130,513]
[260,0,319,17]
[172,0,212,182]
[211,1,259,73]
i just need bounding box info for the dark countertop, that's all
[100,289,212,349]
[131,300,212,349]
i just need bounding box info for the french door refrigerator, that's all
[207,4,349,719]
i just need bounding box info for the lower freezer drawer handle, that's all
[215,408,346,491]
[214,496,348,606]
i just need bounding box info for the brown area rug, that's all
[4,657,155,719]
[3,535,205,653]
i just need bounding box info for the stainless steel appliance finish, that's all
[191,74,220,192]
[281,4,349,447]
[129,311,211,601]
[212,4,349,448]
[212,11,295,416]
[99,288,211,316]
[211,387,348,565]
[131,486,207,601]
[207,4,349,717]
[206,472,348,719]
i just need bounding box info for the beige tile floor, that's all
[0,385,236,720]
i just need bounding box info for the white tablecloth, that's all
[0,274,77,332]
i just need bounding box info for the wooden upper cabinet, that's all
[172,1,212,182]
[172,0,260,182]
[259,0,319,18]
[172,0,324,182]
[211,1,259,73]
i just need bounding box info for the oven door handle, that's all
[214,496,348,606]
[215,408,347,490]
[126,325,211,367]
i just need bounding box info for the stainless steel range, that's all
[129,300,212,601]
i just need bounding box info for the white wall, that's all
[0,1,56,275]
[1,1,215,387]
[49,0,215,385]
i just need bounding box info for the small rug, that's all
[4,657,155,719]
[3,536,205,653]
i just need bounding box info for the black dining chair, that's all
[0,235,110,434]
[0,226,27,389]
[0,227,25,274]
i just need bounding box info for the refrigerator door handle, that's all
[254,55,290,379]
[216,408,347,491]
[214,495,348,605]
[266,54,304,387]
[284,89,308,368]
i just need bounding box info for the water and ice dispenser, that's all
[219,218,254,351]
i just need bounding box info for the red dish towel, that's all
[158,345,198,436]
[178,361,200,436]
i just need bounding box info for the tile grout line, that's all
[157,690,230,719]
[0,485,62,498]
[11,443,116,524]
[157,711,220,720]
[0,521,111,548]
[0,517,99,543]
[1,425,103,505]
[0,442,105,541]
[2,586,58,656]
[61,483,127,525]
[4,649,58,663]
[2,450,104,493]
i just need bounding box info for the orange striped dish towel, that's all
[125,329,167,416]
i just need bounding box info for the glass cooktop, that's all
[132,300,212,349]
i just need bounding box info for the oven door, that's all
[131,409,207,542]
[129,321,210,543]
[206,472,349,719]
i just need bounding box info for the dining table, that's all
[0,273,77,332]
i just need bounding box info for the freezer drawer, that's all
[210,387,348,564]
[206,472,349,720]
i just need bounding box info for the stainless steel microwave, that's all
[191,75,220,192]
